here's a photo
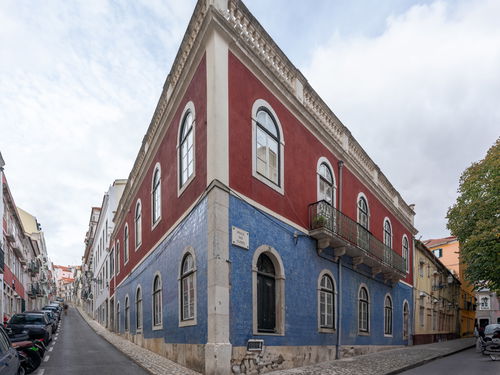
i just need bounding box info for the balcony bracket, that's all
[317,238,330,251]
[332,247,347,262]
[352,256,364,269]
[372,266,382,277]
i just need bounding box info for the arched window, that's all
[136,286,142,331]
[124,225,129,263]
[358,196,369,229]
[180,254,195,321]
[257,253,277,332]
[152,274,162,327]
[384,219,392,248]
[124,296,130,331]
[358,286,369,332]
[318,162,335,206]
[384,295,393,335]
[256,109,280,185]
[179,110,194,187]
[402,236,409,273]
[403,301,409,339]
[152,165,161,225]
[357,195,370,249]
[319,274,334,329]
[135,201,142,248]
[116,302,120,332]
[116,242,121,274]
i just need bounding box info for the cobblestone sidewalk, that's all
[270,338,475,375]
[75,306,201,375]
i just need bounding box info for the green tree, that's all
[447,138,500,290]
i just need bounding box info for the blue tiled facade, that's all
[229,195,412,348]
[114,198,208,345]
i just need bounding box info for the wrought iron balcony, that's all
[309,201,405,281]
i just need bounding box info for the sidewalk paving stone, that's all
[269,338,475,375]
[75,305,201,375]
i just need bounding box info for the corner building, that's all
[109,1,417,374]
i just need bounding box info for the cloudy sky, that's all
[1,0,498,266]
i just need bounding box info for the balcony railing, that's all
[309,201,405,275]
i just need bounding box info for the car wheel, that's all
[18,366,25,375]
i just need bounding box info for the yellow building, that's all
[413,241,460,344]
[423,236,476,337]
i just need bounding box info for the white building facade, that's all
[91,180,126,327]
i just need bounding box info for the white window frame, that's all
[251,99,285,195]
[383,218,393,249]
[151,163,162,229]
[356,192,370,229]
[252,244,286,336]
[316,157,336,207]
[317,270,336,333]
[384,294,393,337]
[402,235,409,273]
[124,224,129,264]
[134,200,142,250]
[358,284,370,335]
[152,272,163,330]
[116,241,121,275]
[177,101,196,197]
[479,295,490,310]
[135,285,143,333]
[178,247,197,327]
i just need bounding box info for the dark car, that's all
[42,306,60,321]
[7,313,52,343]
[40,310,58,331]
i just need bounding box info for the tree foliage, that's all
[447,138,500,290]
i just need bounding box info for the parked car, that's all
[484,324,500,339]
[7,313,52,343]
[41,306,60,321]
[0,325,22,375]
[33,310,57,333]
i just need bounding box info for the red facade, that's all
[228,51,413,284]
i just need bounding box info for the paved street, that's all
[34,306,149,375]
[400,347,500,375]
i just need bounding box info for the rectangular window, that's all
[432,248,442,258]
[419,306,425,327]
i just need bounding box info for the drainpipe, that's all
[336,160,344,360]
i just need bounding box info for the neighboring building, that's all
[54,265,78,300]
[105,1,417,374]
[90,180,126,328]
[476,289,500,328]
[81,207,101,315]
[0,152,5,319]
[423,236,476,337]
[18,207,55,310]
[413,241,460,344]
[2,173,29,320]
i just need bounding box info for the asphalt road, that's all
[33,306,149,375]
[400,347,500,374]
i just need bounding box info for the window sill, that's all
[152,324,163,331]
[318,327,336,334]
[384,334,393,338]
[135,243,142,252]
[252,171,284,195]
[151,217,162,231]
[178,172,196,198]
[252,330,285,337]
[179,318,197,327]
[358,331,371,336]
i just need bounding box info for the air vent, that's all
[247,339,264,352]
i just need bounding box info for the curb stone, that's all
[74,305,201,375]
[387,342,475,374]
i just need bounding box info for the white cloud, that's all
[303,0,500,239]
[0,0,195,265]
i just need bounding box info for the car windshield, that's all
[10,315,44,325]
[485,324,500,335]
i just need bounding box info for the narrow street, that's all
[400,347,500,374]
[34,307,149,375]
